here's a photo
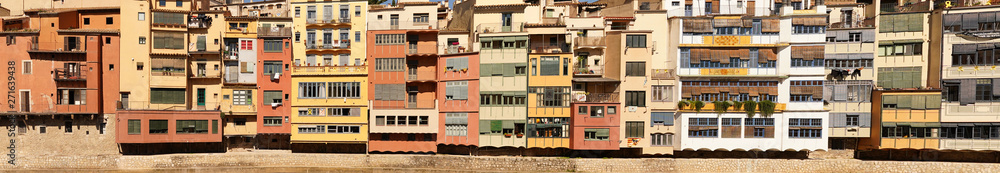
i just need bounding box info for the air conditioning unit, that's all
[242,28,248,34]
[272,73,280,80]
[627,106,637,112]
[271,102,281,107]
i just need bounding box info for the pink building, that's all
[437,51,480,148]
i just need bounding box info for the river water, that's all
[12,167,491,173]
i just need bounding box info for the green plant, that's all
[677,100,690,110]
[759,100,776,117]
[732,101,744,111]
[692,100,705,112]
[743,100,757,118]
[713,101,730,116]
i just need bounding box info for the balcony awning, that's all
[572,77,619,82]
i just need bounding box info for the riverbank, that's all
[3,151,999,172]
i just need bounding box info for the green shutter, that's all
[490,120,502,132]
[911,71,922,88]
[927,95,942,109]
[196,120,208,133]
[883,95,897,105]
[596,129,610,137]
[212,120,218,134]
[502,120,514,129]
[897,95,912,109]
[128,120,140,134]
[879,15,893,33]
[908,14,923,32]
[480,120,491,133]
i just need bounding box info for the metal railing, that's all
[307,40,351,49]
[30,41,86,52]
[368,20,436,30]
[574,64,603,75]
[307,18,351,25]
[257,27,292,37]
[406,98,437,109]
[829,18,876,29]
[441,43,471,54]
[54,67,86,81]
[408,44,437,55]
[880,2,931,13]
[572,93,619,103]
[575,36,605,48]
[476,22,525,33]
[530,43,570,54]
[117,101,205,111]
[188,16,212,28]
[407,68,436,81]
[291,65,366,74]
[220,100,256,113]
[651,69,676,80]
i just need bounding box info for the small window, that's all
[21,60,31,74]
[176,0,183,7]
[106,17,113,25]
[84,18,90,25]
[138,12,145,21]
[139,37,146,44]
[105,37,111,44]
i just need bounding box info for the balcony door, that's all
[501,13,512,32]
[407,86,418,108]
[390,15,399,29]
[197,63,206,77]
[197,88,206,107]
[407,60,418,80]
[20,91,29,112]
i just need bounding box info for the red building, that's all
[436,31,480,149]
[256,19,293,149]
[570,102,621,150]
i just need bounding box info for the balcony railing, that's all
[441,43,471,55]
[530,43,570,54]
[406,98,437,109]
[368,20,436,30]
[651,69,676,80]
[575,36,605,48]
[188,16,213,28]
[29,41,86,53]
[307,40,351,50]
[407,68,436,81]
[307,18,351,25]
[408,44,437,55]
[572,93,619,103]
[477,22,525,33]
[291,65,367,75]
[829,18,876,29]
[220,100,256,113]
[257,27,292,37]
[880,1,931,13]
[117,101,197,111]
[54,67,86,81]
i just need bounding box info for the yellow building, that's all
[289,0,369,152]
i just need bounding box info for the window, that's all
[689,129,718,137]
[355,6,361,17]
[232,90,251,105]
[374,58,405,71]
[531,58,538,75]
[57,89,86,105]
[263,39,283,52]
[651,112,673,126]
[262,61,282,75]
[445,57,469,71]
[877,42,922,56]
[626,62,646,76]
[158,0,166,6]
[625,121,644,138]
[626,35,646,48]
[152,12,185,25]
[753,128,765,137]
[539,57,560,76]
[127,120,141,134]
[233,118,246,126]
[413,13,429,23]
[584,128,611,141]
[652,85,672,102]
[446,81,469,100]
[106,17,113,25]
[951,43,1000,66]
[789,80,823,102]
[176,0,182,7]
[150,88,185,104]
[625,91,646,107]
[825,80,873,102]
[264,91,283,105]
[846,115,859,127]
[176,120,209,134]
[722,118,741,126]
[744,118,774,126]
[84,18,90,25]
[792,25,826,34]
[651,133,673,146]
[879,13,924,33]
[138,12,145,21]
[298,82,325,98]
[445,113,468,136]
[825,59,873,69]
[152,32,184,49]
[672,1,680,6]
[374,34,405,45]
[295,7,300,17]
[298,125,325,133]
[139,37,146,44]
[589,106,604,117]
[21,60,30,74]
[531,87,570,107]
[788,118,823,127]
[263,116,282,126]
[788,129,823,138]
[148,120,168,134]
[327,125,361,134]
[328,82,361,98]
[876,67,921,89]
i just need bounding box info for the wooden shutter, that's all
[240,62,248,73]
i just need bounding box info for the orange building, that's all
[256,17,293,149]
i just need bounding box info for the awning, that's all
[882,122,897,127]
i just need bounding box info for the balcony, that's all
[572,93,619,103]
[258,27,292,37]
[369,20,436,30]
[530,43,570,54]
[306,40,351,50]
[574,37,605,49]
[651,69,676,80]
[406,98,437,109]
[117,101,192,111]
[574,65,603,76]
[54,67,86,81]
[880,1,931,14]
[188,16,213,28]
[306,18,351,27]
[407,44,438,55]
[407,68,436,82]
[829,18,876,29]
[29,41,86,53]
[441,43,471,55]
[291,65,367,76]
[476,22,525,33]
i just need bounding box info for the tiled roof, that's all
[605,17,635,20]
[57,29,120,34]
[474,3,532,10]
[151,8,190,13]
[524,23,567,27]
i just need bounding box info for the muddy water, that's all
[11,167,495,173]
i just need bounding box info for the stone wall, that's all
[3,152,1000,172]
[0,114,118,157]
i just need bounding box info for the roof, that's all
[150,53,189,57]
[57,29,120,34]
[604,17,634,20]
[151,8,190,13]
[226,16,259,21]
[25,6,120,14]
[572,78,619,82]
[474,3,532,10]
[524,23,567,27]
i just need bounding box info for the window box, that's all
[504,133,513,137]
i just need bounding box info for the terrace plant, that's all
[692,100,705,113]
[759,100,776,118]
[743,100,758,118]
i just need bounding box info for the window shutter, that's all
[61,90,69,105]
[926,95,942,109]
[993,78,1000,96]
[964,13,980,30]
[351,108,360,116]
[907,14,923,32]
[197,35,206,51]
[960,79,976,104]
[859,113,871,127]
[912,94,926,109]
[456,83,468,100]
[879,15,893,32]
[829,114,843,128]
[240,62,248,73]
[833,85,847,101]
[479,120,491,133]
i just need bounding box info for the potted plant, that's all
[504,133,513,137]
[677,100,690,110]
[713,101,731,116]
[516,132,524,138]
[732,101,744,111]
[743,100,758,118]
[759,100,776,117]
[692,100,705,113]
